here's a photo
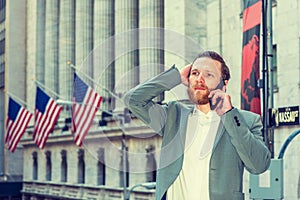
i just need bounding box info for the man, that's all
[124,51,271,200]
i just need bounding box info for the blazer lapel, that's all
[179,106,193,145]
[211,122,226,155]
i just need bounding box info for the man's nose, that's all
[196,73,205,83]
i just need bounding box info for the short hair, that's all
[191,51,231,81]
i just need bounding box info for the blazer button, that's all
[237,122,241,126]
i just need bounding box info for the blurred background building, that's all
[0,0,299,199]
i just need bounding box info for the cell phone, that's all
[209,80,225,110]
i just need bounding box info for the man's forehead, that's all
[192,57,222,71]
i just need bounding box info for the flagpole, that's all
[67,62,120,101]
[6,92,34,110]
[37,73,126,132]
[35,80,65,101]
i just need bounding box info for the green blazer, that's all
[124,66,271,200]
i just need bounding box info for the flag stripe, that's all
[5,119,11,143]
[8,109,28,147]
[74,91,102,146]
[8,110,32,152]
[35,101,62,148]
[5,98,33,153]
[75,91,102,146]
[72,74,102,146]
[38,101,62,148]
[7,110,29,148]
[33,87,62,149]
[74,89,95,139]
[37,101,57,146]
[243,0,262,32]
[76,96,102,146]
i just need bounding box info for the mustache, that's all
[191,84,209,89]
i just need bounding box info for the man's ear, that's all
[224,80,228,86]
[223,80,229,92]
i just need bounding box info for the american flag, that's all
[5,97,33,152]
[72,73,102,146]
[33,87,63,149]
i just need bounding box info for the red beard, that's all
[187,84,210,105]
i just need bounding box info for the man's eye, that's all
[191,71,199,76]
[204,72,214,78]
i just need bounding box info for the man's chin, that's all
[187,91,209,105]
[195,91,210,104]
[196,98,210,105]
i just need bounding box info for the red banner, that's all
[241,0,262,115]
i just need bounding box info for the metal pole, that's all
[122,136,127,200]
[127,182,156,200]
[219,0,223,55]
[121,117,127,200]
[68,63,120,100]
[267,0,274,158]
[262,0,269,148]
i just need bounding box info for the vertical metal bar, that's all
[123,138,127,200]
[262,0,269,147]
[219,0,223,55]
[121,118,127,200]
[267,0,274,158]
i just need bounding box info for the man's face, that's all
[187,57,223,105]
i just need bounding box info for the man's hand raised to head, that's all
[180,64,192,86]
[208,88,233,116]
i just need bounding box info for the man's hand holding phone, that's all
[208,82,233,116]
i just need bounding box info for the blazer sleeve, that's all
[222,108,271,174]
[123,66,182,136]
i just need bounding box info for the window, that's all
[32,152,38,180]
[0,39,5,88]
[145,145,157,182]
[0,0,6,23]
[0,63,4,88]
[78,149,85,184]
[97,148,105,185]
[61,150,67,182]
[45,151,52,181]
[119,147,129,187]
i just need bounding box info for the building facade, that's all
[0,0,299,199]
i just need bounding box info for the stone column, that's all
[114,0,139,102]
[139,0,164,102]
[59,0,75,118]
[26,0,38,109]
[75,0,94,84]
[139,0,164,81]
[45,0,59,95]
[93,0,115,111]
[36,0,46,85]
